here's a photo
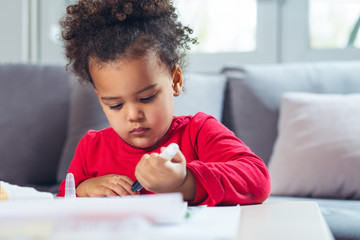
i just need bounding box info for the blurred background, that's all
[0,0,359,72]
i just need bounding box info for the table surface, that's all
[237,201,334,240]
[0,199,334,240]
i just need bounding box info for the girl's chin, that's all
[128,139,157,149]
[122,133,163,149]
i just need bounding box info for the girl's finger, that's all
[115,175,135,186]
[104,188,119,197]
[170,150,185,164]
[109,178,136,196]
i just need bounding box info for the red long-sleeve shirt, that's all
[57,112,270,206]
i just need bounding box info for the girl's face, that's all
[89,54,183,149]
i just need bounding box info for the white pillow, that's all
[268,92,360,199]
[174,73,226,121]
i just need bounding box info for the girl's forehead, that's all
[89,51,169,72]
[89,55,172,94]
[89,56,169,79]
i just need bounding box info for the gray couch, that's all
[221,62,360,240]
[0,62,359,240]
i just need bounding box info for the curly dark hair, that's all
[60,0,197,85]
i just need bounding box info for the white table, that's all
[0,200,334,240]
[238,201,334,240]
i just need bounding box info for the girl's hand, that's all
[134,148,196,201]
[76,174,139,197]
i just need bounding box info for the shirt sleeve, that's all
[56,134,93,197]
[186,113,271,206]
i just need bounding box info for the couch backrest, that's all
[174,73,227,121]
[56,72,227,183]
[0,64,70,188]
[221,61,360,165]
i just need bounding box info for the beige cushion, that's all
[269,92,360,199]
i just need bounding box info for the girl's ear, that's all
[93,88,101,100]
[94,87,99,95]
[93,88,105,110]
[171,64,183,97]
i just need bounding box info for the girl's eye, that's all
[109,103,123,110]
[140,94,156,103]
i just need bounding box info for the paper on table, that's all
[152,205,241,240]
[0,181,53,200]
[0,192,186,224]
[0,194,240,240]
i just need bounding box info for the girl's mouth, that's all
[130,127,149,135]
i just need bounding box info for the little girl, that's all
[57,0,271,206]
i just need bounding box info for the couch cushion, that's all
[269,92,360,199]
[0,64,70,187]
[174,73,227,121]
[221,61,360,165]
[57,78,109,183]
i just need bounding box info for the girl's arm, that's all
[57,136,92,197]
[57,135,138,197]
[186,114,271,206]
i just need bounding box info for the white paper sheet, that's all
[0,181,54,200]
[0,193,186,224]
[152,205,241,240]
[0,193,240,240]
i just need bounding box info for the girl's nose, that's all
[126,104,144,122]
